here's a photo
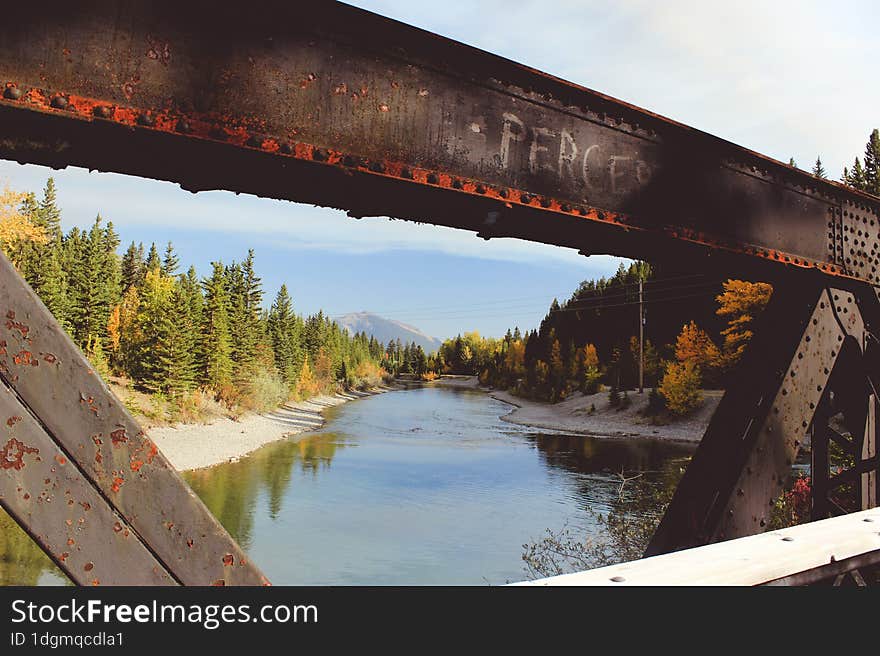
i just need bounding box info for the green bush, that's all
[646,387,666,415]
[608,385,621,408]
[239,369,288,412]
[582,366,602,394]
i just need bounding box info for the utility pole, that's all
[639,276,644,394]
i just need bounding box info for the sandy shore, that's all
[150,388,390,471]
[489,387,721,443]
[425,375,481,389]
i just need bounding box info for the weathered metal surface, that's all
[0,2,877,286]
[0,254,268,585]
[864,397,878,510]
[647,283,880,554]
[0,378,175,585]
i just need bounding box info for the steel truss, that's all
[648,282,880,557]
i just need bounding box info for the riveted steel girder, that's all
[0,2,877,285]
[647,283,880,555]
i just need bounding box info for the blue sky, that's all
[0,1,876,340]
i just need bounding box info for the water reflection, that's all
[180,388,694,585]
[0,508,70,586]
[184,433,348,549]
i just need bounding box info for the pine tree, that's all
[68,216,116,349]
[145,242,161,272]
[268,284,300,384]
[37,178,62,242]
[178,266,204,386]
[864,129,880,196]
[788,157,797,168]
[15,192,44,289]
[120,241,144,292]
[163,279,198,393]
[161,241,179,276]
[199,262,233,391]
[135,268,175,392]
[812,156,826,179]
[39,245,69,330]
[134,243,146,287]
[226,261,248,372]
[102,221,121,315]
[851,158,867,191]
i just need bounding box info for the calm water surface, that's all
[1,386,693,585]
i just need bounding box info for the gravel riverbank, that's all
[150,387,392,471]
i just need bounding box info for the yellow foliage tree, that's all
[533,359,549,390]
[675,321,720,371]
[107,304,122,354]
[715,279,773,370]
[504,339,526,379]
[297,356,317,399]
[113,285,140,373]
[582,343,599,369]
[659,360,703,416]
[0,186,48,268]
[313,347,333,391]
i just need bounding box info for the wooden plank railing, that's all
[515,508,880,586]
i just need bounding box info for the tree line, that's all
[427,262,771,415]
[797,128,880,195]
[0,178,387,415]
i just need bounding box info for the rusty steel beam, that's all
[0,253,269,585]
[0,1,876,287]
[647,283,880,555]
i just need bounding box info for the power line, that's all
[548,290,720,313]
[332,277,722,321]
[328,272,714,319]
[363,290,721,324]
[368,281,722,321]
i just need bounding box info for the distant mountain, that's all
[336,312,442,353]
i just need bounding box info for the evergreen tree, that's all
[37,178,62,241]
[102,221,122,315]
[161,241,179,276]
[135,268,175,392]
[145,242,161,272]
[68,216,116,349]
[163,279,198,393]
[864,129,880,196]
[178,266,204,385]
[812,156,826,179]
[39,245,69,330]
[200,262,234,391]
[268,284,299,384]
[120,241,144,292]
[851,158,867,191]
[15,192,45,289]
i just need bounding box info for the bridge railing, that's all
[514,507,880,586]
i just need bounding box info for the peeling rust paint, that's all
[110,428,127,446]
[1,437,38,470]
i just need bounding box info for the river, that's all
[0,386,694,585]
